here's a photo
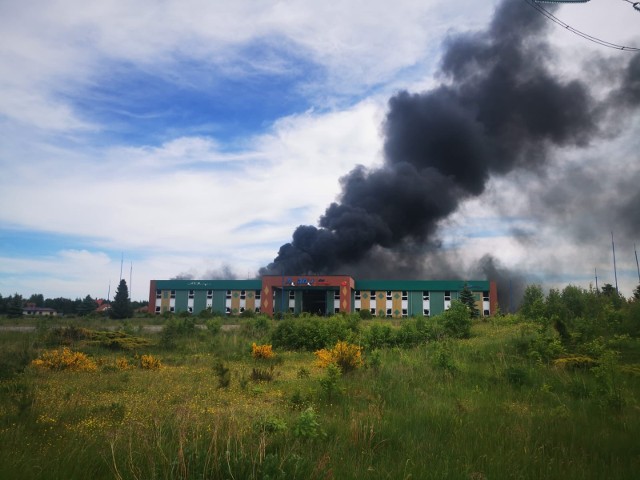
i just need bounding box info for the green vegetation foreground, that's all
[1,287,639,479]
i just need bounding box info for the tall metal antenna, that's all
[635,243,640,283]
[119,253,124,282]
[107,280,111,302]
[595,267,599,293]
[611,232,619,295]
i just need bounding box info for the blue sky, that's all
[1,0,639,301]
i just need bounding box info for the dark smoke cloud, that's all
[261,0,639,294]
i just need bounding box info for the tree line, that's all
[0,280,148,319]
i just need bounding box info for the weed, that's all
[319,363,342,402]
[214,361,231,388]
[293,407,321,439]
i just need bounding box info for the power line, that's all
[525,0,640,51]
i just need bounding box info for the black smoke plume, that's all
[261,0,638,285]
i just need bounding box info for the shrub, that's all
[139,354,162,370]
[439,300,472,339]
[364,323,394,349]
[251,343,275,359]
[271,317,354,350]
[251,366,275,382]
[214,361,230,388]
[115,357,134,370]
[315,341,363,373]
[31,347,97,372]
[553,356,598,370]
[293,407,321,439]
[319,363,342,402]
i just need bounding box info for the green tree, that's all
[28,293,44,307]
[520,284,545,321]
[459,282,479,318]
[6,294,24,318]
[632,284,640,301]
[110,280,133,319]
[77,295,97,316]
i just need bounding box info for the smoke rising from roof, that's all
[261,1,639,296]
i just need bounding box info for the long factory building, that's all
[149,275,498,318]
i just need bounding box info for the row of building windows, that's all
[156,289,262,300]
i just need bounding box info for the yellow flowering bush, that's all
[140,354,162,370]
[31,347,97,372]
[252,343,275,360]
[115,357,134,370]
[315,341,363,373]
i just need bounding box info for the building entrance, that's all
[302,290,327,315]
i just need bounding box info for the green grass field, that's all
[1,309,639,479]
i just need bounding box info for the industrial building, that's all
[149,275,497,318]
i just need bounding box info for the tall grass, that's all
[0,317,639,479]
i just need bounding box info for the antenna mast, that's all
[595,267,599,293]
[611,232,619,295]
[635,243,640,284]
[119,253,124,282]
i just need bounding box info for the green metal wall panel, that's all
[409,291,423,317]
[175,290,188,313]
[430,291,445,316]
[194,291,206,314]
[212,291,226,314]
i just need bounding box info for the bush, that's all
[439,301,472,339]
[293,407,321,439]
[139,354,162,370]
[251,343,275,359]
[271,317,354,351]
[31,347,97,372]
[315,341,363,373]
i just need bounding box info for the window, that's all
[422,291,430,300]
[334,290,340,299]
[370,307,376,315]
[225,307,231,314]
[170,290,176,299]
[386,291,392,300]
[240,307,245,313]
[484,309,490,316]
[355,290,361,300]
[289,290,295,299]
[169,306,175,312]
[334,307,340,314]
[255,290,261,300]
[423,309,430,316]
[155,306,161,313]
[355,307,360,312]
[402,308,408,317]
[386,308,392,317]
[444,291,451,301]
[207,290,213,299]
[370,291,376,298]
[156,289,161,299]
[255,307,260,313]
[402,291,408,300]
[483,291,489,301]
[226,290,232,299]
[289,307,295,313]
[188,290,194,299]
[240,290,246,299]
[188,307,193,313]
